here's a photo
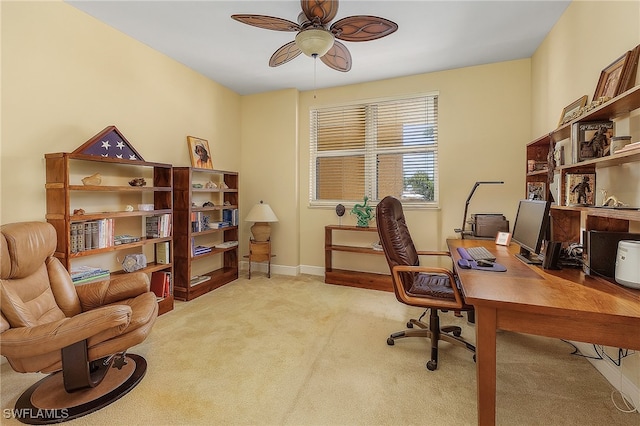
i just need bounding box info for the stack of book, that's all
[70,265,110,285]
[146,214,172,238]
[193,245,212,256]
[70,219,115,253]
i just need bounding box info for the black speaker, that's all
[542,241,562,270]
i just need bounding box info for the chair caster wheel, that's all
[406,322,413,328]
[387,338,395,346]
[426,360,437,371]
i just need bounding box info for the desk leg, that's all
[475,305,497,426]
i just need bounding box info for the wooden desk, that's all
[447,238,640,426]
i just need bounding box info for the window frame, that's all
[308,92,440,209]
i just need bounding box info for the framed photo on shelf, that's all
[558,95,587,127]
[565,173,595,206]
[527,182,546,200]
[187,136,213,169]
[495,232,511,246]
[593,51,632,100]
[571,120,614,162]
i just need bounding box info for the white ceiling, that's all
[66,1,571,95]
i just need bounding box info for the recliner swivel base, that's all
[14,354,147,424]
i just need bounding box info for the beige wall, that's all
[1,1,241,225]
[296,60,530,273]
[531,0,640,397]
[239,89,299,272]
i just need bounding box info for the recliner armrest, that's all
[76,272,150,311]
[0,304,132,358]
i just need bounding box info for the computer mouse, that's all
[458,258,471,269]
[477,259,494,267]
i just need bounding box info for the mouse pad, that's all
[457,258,507,272]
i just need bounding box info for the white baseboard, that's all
[572,341,639,410]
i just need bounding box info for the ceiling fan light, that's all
[295,29,334,57]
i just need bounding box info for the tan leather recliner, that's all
[0,221,158,424]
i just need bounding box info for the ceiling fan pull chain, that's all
[313,53,318,99]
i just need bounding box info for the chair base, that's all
[14,354,146,424]
[387,310,475,370]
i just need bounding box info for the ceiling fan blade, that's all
[331,15,398,42]
[301,0,339,25]
[269,41,303,67]
[231,14,300,32]
[320,40,352,72]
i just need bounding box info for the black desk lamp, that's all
[455,181,504,239]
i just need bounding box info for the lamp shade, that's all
[295,29,334,57]
[246,201,278,242]
[245,201,278,223]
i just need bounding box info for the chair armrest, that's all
[76,272,150,311]
[390,264,464,310]
[416,250,451,257]
[0,305,131,358]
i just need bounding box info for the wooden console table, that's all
[324,225,392,292]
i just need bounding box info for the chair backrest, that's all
[0,222,80,330]
[376,196,419,294]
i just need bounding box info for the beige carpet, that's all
[1,274,637,425]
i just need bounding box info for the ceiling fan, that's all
[231,0,398,72]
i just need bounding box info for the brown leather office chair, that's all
[376,196,475,370]
[0,221,158,423]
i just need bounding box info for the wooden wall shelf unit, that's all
[524,84,640,245]
[45,153,174,315]
[324,225,392,292]
[172,167,239,301]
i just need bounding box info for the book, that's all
[571,120,614,162]
[565,173,595,206]
[150,271,168,298]
[156,241,170,264]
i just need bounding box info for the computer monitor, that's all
[511,199,551,264]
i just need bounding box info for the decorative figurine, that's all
[125,205,134,212]
[600,189,626,208]
[81,173,101,186]
[128,177,146,187]
[205,181,217,189]
[351,196,375,227]
[73,208,85,216]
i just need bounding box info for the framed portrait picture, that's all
[558,95,587,127]
[593,51,632,100]
[187,136,213,169]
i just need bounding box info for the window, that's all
[309,93,439,207]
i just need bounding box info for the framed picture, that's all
[558,95,587,127]
[495,232,511,246]
[187,136,213,169]
[572,120,614,162]
[619,44,640,95]
[565,173,595,206]
[527,182,546,201]
[593,51,632,100]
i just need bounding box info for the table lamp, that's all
[245,200,278,242]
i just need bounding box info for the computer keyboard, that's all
[465,246,496,261]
